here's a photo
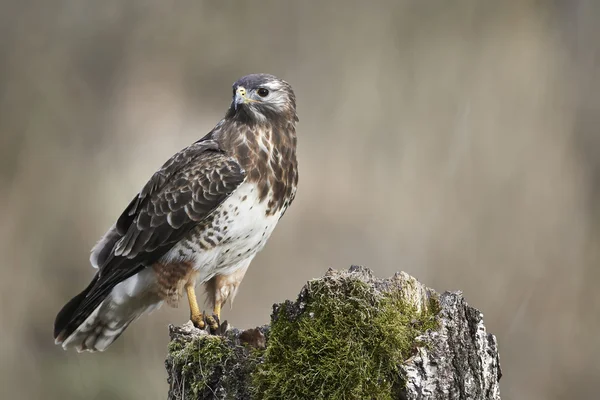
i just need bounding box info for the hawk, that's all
[54,74,299,352]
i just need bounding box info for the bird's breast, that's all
[162,182,283,282]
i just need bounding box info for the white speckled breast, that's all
[161,182,282,284]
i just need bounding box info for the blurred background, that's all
[1,1,599,399]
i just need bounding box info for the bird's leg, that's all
[185,283,204,329]
[204,273,240,335]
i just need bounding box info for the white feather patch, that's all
[90,223,120,269]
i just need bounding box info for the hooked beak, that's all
[234,86,258,110]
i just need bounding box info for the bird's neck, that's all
[219,118,298,214]
[219,119,296,169]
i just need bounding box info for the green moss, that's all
[167,332,267,399]
[168,335,234,398]
[220,341,265,397]
[252,278,439,400]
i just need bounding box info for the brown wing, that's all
[54,138,245,340]
[112,147,245,261]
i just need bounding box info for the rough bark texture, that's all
[165,266,501,399]
[400,292,502,399]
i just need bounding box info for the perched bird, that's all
[54,74,299,352]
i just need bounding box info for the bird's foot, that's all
[190,312,205,330]
[205,313,219,332]
[189,312,228,334]
[205,314,228,335]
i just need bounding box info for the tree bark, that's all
[165,266,501,399]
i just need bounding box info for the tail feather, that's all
[60,304,134,352]
[54,273,100,342]
[54,268,162,352]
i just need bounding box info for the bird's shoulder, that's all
[115,133,243,235]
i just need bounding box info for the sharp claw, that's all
[217,320,229,335]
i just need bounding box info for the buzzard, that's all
[54,74,299,352]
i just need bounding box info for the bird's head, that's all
[227,74,297,124]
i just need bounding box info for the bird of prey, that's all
[54,73,299,352]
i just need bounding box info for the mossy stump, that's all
[165,266,501,400]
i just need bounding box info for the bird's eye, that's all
[257,88,269,97]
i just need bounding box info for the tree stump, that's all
[165,266,501,399]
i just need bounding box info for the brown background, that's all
[1,1,599,399]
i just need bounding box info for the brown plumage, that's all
[54,73,298,351]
